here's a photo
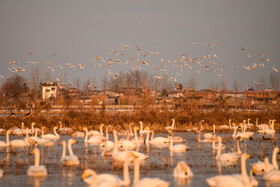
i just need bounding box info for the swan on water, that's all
[206,153,254,187]
[27,147,48,177]
[82,151,137,186]
[42,126,60,140]
[60,139,80,166]
[173,161,193,179]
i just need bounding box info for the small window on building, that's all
[51,87,56,91]
[46,89,50,92]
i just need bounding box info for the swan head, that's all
[7,130,11,134]
[54,126,58,130]
[82,169,97,181]
[59,141,66,146]
[274,147,279,153]
[243,153,252,159]
[177,161,189,175]
[82,127,88,132]
[30,147,39,155]
[101,123,105,127]
[69,138,78,144]
[139,121,143,124]
[31,122,35,126]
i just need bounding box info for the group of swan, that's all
[82,151,169,187]
[207,153,257,187]
[215,136,241,162]
[60,139,80,166]
[251,147,279,175]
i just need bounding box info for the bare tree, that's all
[233,80,240,92]
[221,79,227,91]
[31,67,40,112]
[2,75,28,107]
[268,72,279,90]
[188,76,196,90]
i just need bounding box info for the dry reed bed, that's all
[0,110,279,133]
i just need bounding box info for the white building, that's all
[40,82,58,100]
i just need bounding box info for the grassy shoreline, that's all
[0,110,279,133]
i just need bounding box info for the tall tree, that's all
[2,75,28,107]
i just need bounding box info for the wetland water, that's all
[0,132,279,187]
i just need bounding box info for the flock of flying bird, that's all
[0,118,279,186]
[1,42,279,89]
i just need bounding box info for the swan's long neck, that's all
[216,138,221,160]
[35,128,38,138]
[106,127,109,140]
[145,128,150,144]
[68,141,74,156]
[129,124,133,136]
[229,119,232,128]
[236,139,242,155]
[134,128,140,147]
[213,125,215,134]
[172,119,175,128]
[54,127,59,137]
[100,125,103,135]
[6,131,10,145]
[133,158,140,185]
[272,148,279,170]
[21,122,24,131]
[32,123,34,134]
[59,122,62,129]
[169,133,173,151]
[113,130,119,153]
[151,130,154,140]
[61,142,66,159]
[198,131,202,142]
[122,153,132,185]
[241,155,250,186]
[84,128,88,142]
[101,140,107,156]
[34,149,40,167]
[232,127,237,138]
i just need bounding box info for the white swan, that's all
[27,147,48,177]
[0,130,11,147]
[198,130,216,143]
[82,151,137,186]
[58,121,73,133]
[83,127,106,144]
[251,146,278,175]
[173,161,193,179]
[31,127,54,146]
[42,126,60,140]
[133,156,169,187]
[256,119,271,130]
[220,119,233,130]
[119,127,140,149]
[258,119,276,135]
[165,118,175,131]
[203,124,216,140]
[99,126,114,150]
[10,131,30,147]
[169,131,189,152]
[88,123,104,136]
[216,136,240,162]
[144,127,169,144]
[71,131,85,138]
[60,139,80,166]
[206,153,253,187]
[12,122,25,136]
[112,130,148,163]
[263,147,280,182]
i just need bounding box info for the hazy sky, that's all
[0,0,279,90]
